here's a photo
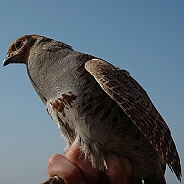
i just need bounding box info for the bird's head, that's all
[2,34,39,67]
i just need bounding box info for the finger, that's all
[127,178,142,184]
[105,155,132,184]
[47,153,87,184]
[64,146,100,184]
[119,157,142,184]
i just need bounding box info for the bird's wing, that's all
[85,59,181,181]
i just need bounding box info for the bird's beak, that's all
[2,54,14,67]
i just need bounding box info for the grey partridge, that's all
[3,34,181,183]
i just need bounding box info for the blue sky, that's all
[0,1,183,183]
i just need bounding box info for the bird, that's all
[3,34,181,183]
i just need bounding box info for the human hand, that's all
[45,146,141,184]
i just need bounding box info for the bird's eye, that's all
[15,41,22,50]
